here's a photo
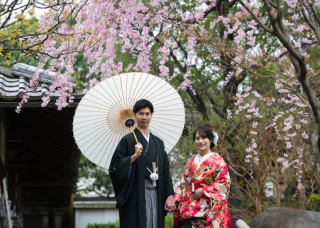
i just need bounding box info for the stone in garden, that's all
[249,207,320,228]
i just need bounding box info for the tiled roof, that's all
[0,63,84,100]
[12,63,77,84]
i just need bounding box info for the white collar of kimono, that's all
[194,152,213,170]
[136,127,150,142]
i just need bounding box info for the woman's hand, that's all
[191,188,204,200]
[164,195,175,212]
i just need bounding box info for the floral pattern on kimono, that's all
[174,153,233,228]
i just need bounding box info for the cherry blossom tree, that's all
[222,86,319,215]
[13,0,320,140]
[230,0,320,154]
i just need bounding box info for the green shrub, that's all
[114,220,120,228]
[165,215,174,228]
[309,194,320,205]
[87,217,171,228]
[87,221,118,228]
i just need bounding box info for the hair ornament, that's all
[213,132,219,146]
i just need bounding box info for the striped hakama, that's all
[145,180,158,228]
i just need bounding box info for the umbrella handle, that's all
[130,125,142,153]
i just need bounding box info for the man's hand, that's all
[130,143,143,165]
[164,195,175,212]
[134,142,143,155]
[191,188,204,200]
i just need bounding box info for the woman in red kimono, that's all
[174,125,233,228]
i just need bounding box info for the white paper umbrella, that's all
[73,72,185,168]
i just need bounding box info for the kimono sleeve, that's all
[173,175,185,228]
[108,137,132,197]
[174,178,183,205]
[174,159,190,204]
[174,159,190,228]
[202,157,230,210]
[164,149,174,197]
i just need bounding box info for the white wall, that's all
[75,209,119,228]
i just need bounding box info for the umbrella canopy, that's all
[73,72,185,168]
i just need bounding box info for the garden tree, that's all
[0,0,89,67]
[226,0,320,156]
[223,87,319,214]
[1,16,40,67]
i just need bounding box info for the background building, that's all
[0,63,84,228]
[74,197,118,228]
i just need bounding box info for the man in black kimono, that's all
[109,99,175,228]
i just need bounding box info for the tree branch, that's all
[307,0,320,27]
[300,0,320,45]
[167,0,223,24]
[192,66,224,118]
[149,31,210,119]
[268,0,278,9]
[236,0,274,34]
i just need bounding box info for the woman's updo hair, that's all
[192,125,215,149]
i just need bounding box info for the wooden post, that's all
[69,193,74,228]
[152,162,156,173]
[48,207,55,228]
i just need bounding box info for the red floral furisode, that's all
[174,153,233,228]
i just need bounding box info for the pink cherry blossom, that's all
[299,119,308,124]
[278,89,289,93]
[227,109,232,119]
[301,131,309,139]
[252,121,258,128]
[302,38,312,44]
[294,41,301,48]
[292,13,298,20]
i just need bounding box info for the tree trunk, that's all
[256,194,262,215]
[298,176,306,210]
[299,141,306,210]
[311,116,320,202]
[226,149,244,227]
[274,156,280,207]
[256,163,262,215]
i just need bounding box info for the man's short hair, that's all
[133,99,154,114]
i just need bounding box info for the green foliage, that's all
[165,215,174,228]
[74,154,114,197]
[86,221,119,228]
[114,220,120,228]
[87,220,120,228]
[86,217,171,228]
[1,17,39,67]
[309,194,320,206]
